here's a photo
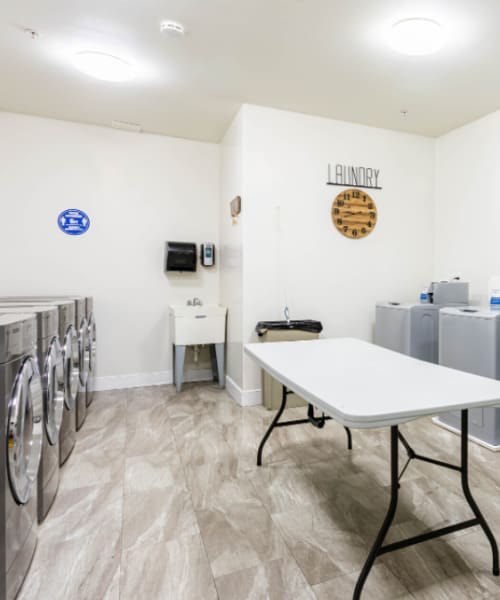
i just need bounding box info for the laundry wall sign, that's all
[327,163,382,190]
[57,209,91,235]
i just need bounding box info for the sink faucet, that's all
[186,297,203,306]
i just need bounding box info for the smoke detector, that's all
[161,21,185,37]
[24,28,39,40]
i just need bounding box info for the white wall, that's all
[240,105,436,390]
[0,112,220,390]
[435,109,500,304]
[0,106,444,400]
[219,109,244,390]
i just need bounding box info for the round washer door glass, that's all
[78,317,90,386]
[7,356,43,504]
[44,337,64,445]
[88,313,97,373]
[63,325,79,411]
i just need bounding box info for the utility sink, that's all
[169,304,227,346]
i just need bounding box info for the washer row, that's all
[0,295,96,600]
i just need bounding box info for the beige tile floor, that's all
[18,382,500,599]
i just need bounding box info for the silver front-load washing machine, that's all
[2,297,89,430]
[0,299,79,465]
[58,297,89,428]
[0,306,64,522]
[84,296,96,407]
[0,313,43,600]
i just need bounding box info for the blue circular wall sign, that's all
[58,209,91,236]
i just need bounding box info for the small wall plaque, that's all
[57,208,91,236]
[230,196,241,224]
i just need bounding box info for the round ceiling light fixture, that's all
[73,51,135,82]
[389,18,444,55]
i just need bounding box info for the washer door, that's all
[44,336,64,445]
[88,313,97,373]
[7,355,43,505]
[78,317,89,386]
[63,325,79,411]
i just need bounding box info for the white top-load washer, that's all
[0,313,43,600]
[375,280,469,364]
[436,306,500,449]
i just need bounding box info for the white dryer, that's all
[0,306,64,522]
[0,313,43,600]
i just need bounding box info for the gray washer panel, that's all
[374,303,440,364]
[437,307,500,446]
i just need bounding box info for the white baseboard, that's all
[432,417,500,452]
[226,375,262,407]
[93,368,214,392]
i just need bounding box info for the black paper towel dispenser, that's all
[165,242,197,272]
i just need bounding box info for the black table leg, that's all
[460,409,499,576]
[257,385,288,466]
[353,426,399,599]
[256,386,354,466]
[345,426,353,450]
[352,410,499,598]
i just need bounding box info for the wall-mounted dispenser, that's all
[165,242,197,272]
[200,243,215,267]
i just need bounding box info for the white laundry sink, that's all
[169,305,227,346]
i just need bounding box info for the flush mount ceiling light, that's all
[160,21,185,36]
[73,51,135,82]
[389,18,444,55]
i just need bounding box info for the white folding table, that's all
[244,337,500,599]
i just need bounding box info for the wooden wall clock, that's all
[331,188,377,239]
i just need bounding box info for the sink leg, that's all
[172,343,176,386]
[215,343,225,388]
[210,345,218,381]
[174,345,186,393]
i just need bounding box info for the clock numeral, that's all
[368,203,373,209]
[352,229,358,237]
[337,218,343,225]
[361,227,367,234]
[343,193,350,201]
[367,221,372,228]
[333,208,340,215]
[343,225,349,233]
[353,190,360,199]
[338,200,345,207]
[369,212,376,219]
[362,195,367,202]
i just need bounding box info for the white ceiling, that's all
[1,0,500,142]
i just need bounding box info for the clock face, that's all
[331,188,377,239]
